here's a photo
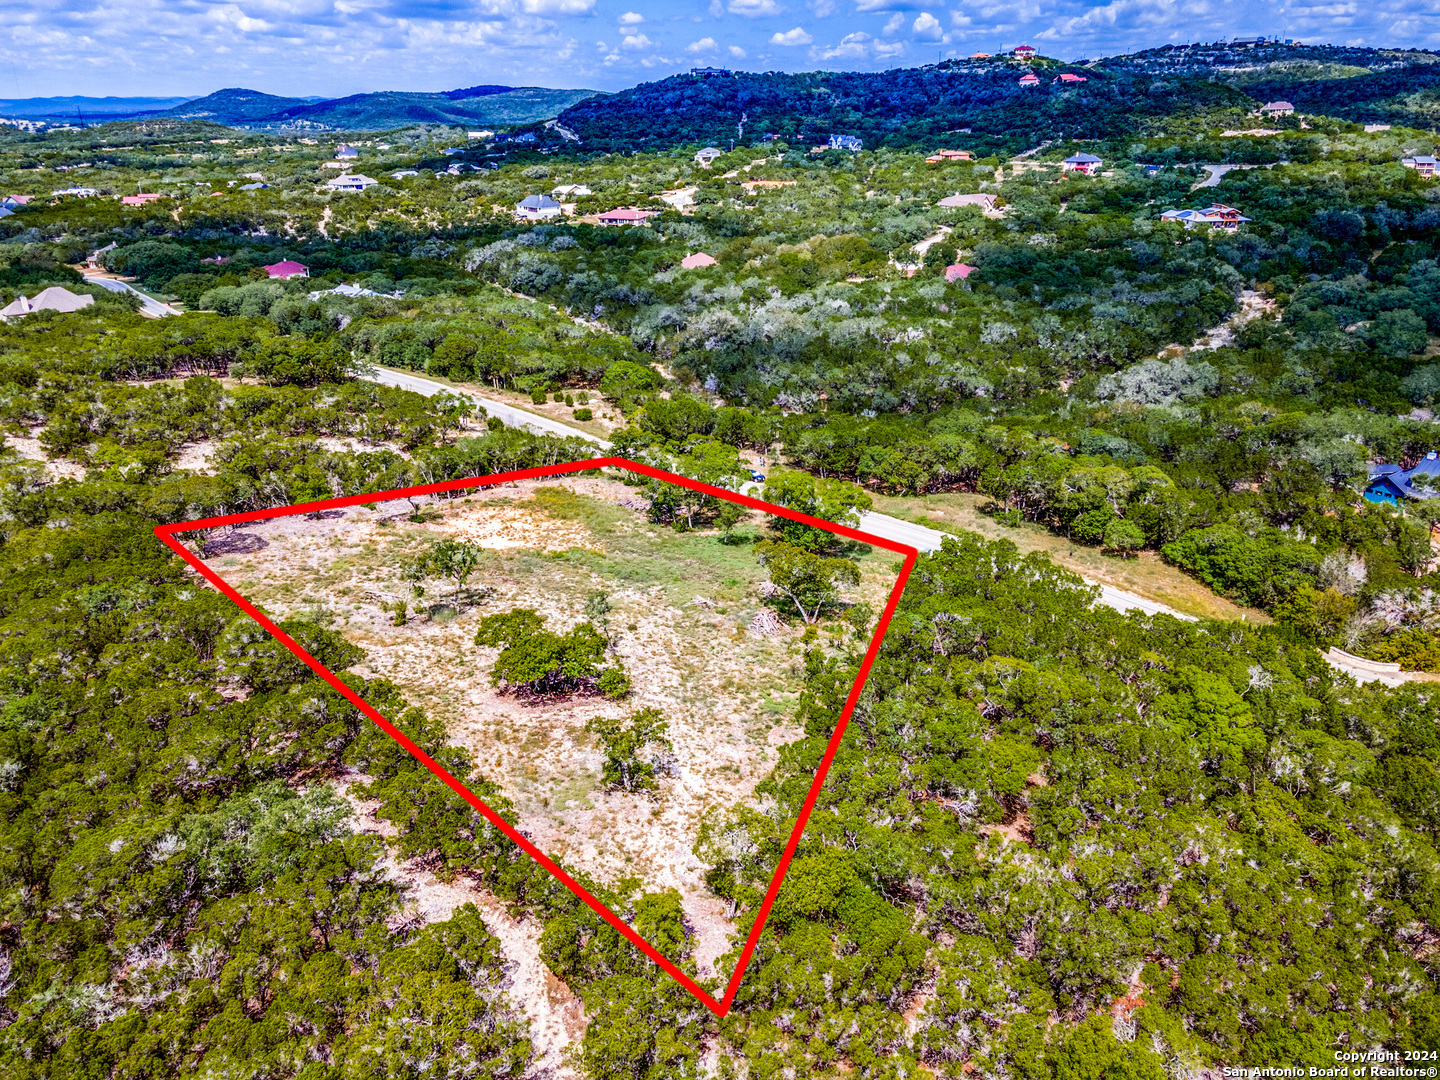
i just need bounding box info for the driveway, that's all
[82,272,181,318]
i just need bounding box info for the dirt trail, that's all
[336,772,587,1079]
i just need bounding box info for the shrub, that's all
[573,407,593,420]
[530,387,547,405]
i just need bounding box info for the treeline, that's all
[701,534,1440,1073]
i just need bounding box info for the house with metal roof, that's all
[828,134,863,151]
[515,194,562,220]
[1366,455,1440,504]
[597,207,659,226]
[1159,203,1251,230]
[693,147,724,167]
[1018,73,1040,88]
[1402,156,1438,178]
[1054,73,1087,84]
[1257,101,1295,117]
[1061,153,1103,175]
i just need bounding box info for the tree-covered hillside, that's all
[553,64,1253,153]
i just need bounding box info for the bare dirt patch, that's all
[202,474,897,984]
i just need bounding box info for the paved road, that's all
[1193,163,1265,189]
[365,366,1196,621]
[83,273,181,318]
[369,366,612,446]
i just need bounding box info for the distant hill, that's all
[554,43,1440,153]
[251,86,603,131]
[0,95,194,119]
[162,88,316,125]
[1096,42,1440,126]
[552,64,1251,152]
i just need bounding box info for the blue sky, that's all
[4,1,1439,99]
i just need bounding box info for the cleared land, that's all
[199,473,898,979]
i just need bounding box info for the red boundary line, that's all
[154,455,917,1018]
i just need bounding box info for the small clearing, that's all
[201,474,898,982]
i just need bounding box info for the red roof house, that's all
[1014,45,1037,58]
[1054,73,1087,83]
[120,193,164,206]
[262,260,309,279]
[1018,73,1041,87]
[945,264,978,282]
[680,252,717,269]
[597,207,659,225]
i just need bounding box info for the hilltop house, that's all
[326,173,378,192]
[926,149,975,163]
[691,67,732,78]
[1018,73,1040,88]
[597,207,659,226]
[694,147,724,167]
[945,264,977,282]
[262,260,309,279]
[1061,153,1103,175]
[334,145,360,159]
[516,194,562,220]
[680,252,717,269]
[828,134,863,151]
[1160,203,1251,230]
[1257,101,1295,117]
[1366,455,1440,503]
[0,286,94,319]
[969,53,991,59]
[938,192,997,209]
[1013,45,1037,58]
[1054,73,1087,84]
[1402,156,1437,178]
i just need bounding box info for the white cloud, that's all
[771,26,813,45]
[618,11,644,24]
[882,13,905,34]
[729,0,783,16]
[728,44,748,57]
[710,0,724,15]
[687,36,718,52]
[810,0,836,14]
[913,11,943,39]
[521,0,596,13]
[621,32,654,49]
[811,30,870,60]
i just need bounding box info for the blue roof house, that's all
[1365,454,1440,504]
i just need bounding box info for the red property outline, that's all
[154,456,918,1018]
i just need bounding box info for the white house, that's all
[828,134,863,151]
[334,144,360,159]
[694,147,724,167]
[326,173,378,192]
[552,184,593,198]
[0,286,94,319]
[515,194,562,220]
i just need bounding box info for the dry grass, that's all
[203,473,899,980]
[869,490,1270,623]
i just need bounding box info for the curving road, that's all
[363,366,1196,623]
[82,272,181,318]
[368,365,611,446]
